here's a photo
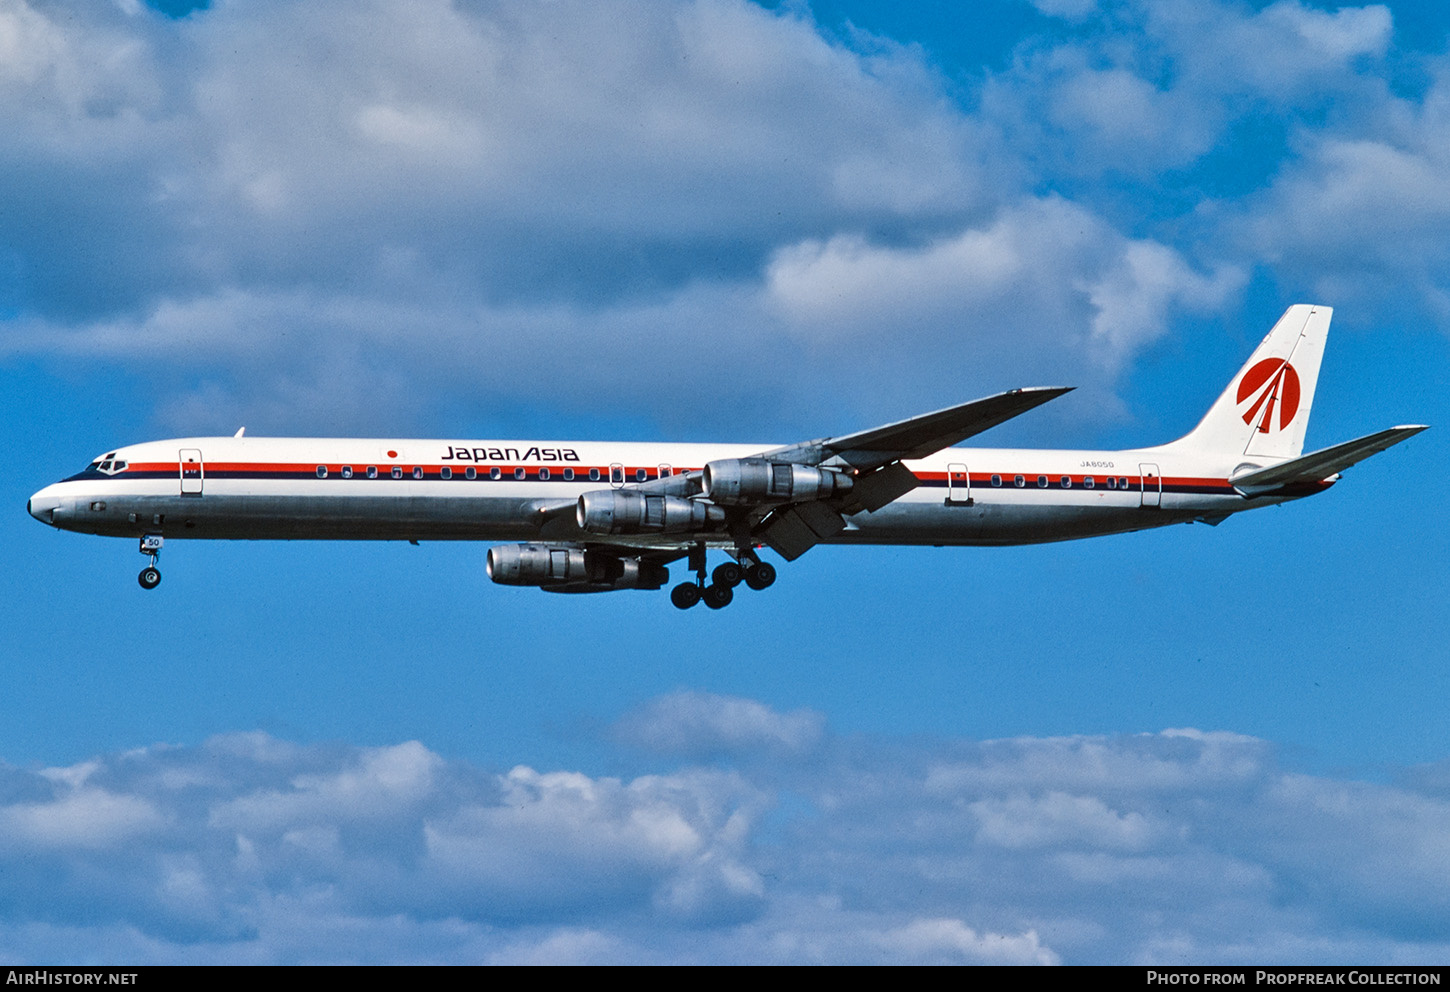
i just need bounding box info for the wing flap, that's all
[1232,425,1427,496]
[759,501,847,561]
[843,461,920,514]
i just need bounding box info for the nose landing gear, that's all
[138,535,163,590]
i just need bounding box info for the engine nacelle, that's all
[486,543,589,586]
[485,543,667,592]
[701,458,852,505]
[576,490,726,535]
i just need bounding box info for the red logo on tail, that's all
[1236,359,1301,433]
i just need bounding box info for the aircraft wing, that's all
[752,386,1073,560]
[576,387,1073,562]
[764,386,1073,471]
[1231,425,1428,496]
[623,386,1074,505]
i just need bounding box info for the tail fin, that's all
[1169,304,1331,460]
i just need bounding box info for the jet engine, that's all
[576,490,726,535]
[701,458,852,505]
[485,543,667,592]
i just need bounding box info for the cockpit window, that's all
[84,450,130,476]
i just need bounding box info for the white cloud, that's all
[1213,46,1450,327]
[615,690,825,758]
[485,927,627,966]
[1084,240,1244,365]
[767,196,1240,382]
[0,0,68,91]
[210,740,440,831]
[1027,0,1099,23]
[1234,133,1450,315]
[0,786,164,850]
[0,714,1446,962]
[1254,2,1391,63]
[0,0,1269,438]
[983,0,1396,186]
[970,791,1161,851]
[875,917,1060,965]
[422,763,766,924]
[924,728,1267,794]
[0,0,1442,444]
[1142,1,1392,103]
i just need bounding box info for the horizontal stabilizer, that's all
[1232,425,1427,496]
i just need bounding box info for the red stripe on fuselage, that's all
[123,461,1242,494]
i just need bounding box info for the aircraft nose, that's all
[28,488,60,525]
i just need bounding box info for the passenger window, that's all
[1084,476,1094,488]
[412,467,423,479]
[611,466,624,484]
[342,466,353,479]
[636,468,647,482]
[1106,477,1115,489]
[1014,475,1025,487]
[590,468,601,482]
[367,466,378,479]
[1038,475,1048,488]
[1061,476,1071,488]
[490,467,502,480]
[990,475,1001,487]
[563,468,575,481]
[539,468,550,481]
[316,465,328,478]
[514,467,526,480]
[465,467,476,480]
[441,467,452,479]
[391,467,403,479]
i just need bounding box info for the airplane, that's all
[27,304,1426,609]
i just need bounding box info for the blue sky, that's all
[2,0,1448,964]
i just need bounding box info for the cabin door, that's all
[1139,463,1161,508]
[179,449,204,497]
[946,463,971,505]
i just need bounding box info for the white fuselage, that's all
[27,434,1312,549]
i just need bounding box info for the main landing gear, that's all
[670,544,776,610]
[138,535,163,590]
